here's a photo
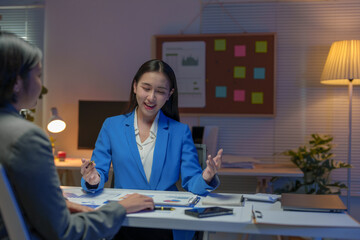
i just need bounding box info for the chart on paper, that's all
[162,41,206,108]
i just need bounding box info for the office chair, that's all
[0,164,30,240]
[195,143,207,170]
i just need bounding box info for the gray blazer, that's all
[0,104,126,240]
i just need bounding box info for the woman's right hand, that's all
[80,158,100,185]
[118,193,155,213]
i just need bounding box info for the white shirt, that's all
[134,109,160,182]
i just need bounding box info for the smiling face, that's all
[133,71,174,122]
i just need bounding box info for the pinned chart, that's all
[156,33,275,116]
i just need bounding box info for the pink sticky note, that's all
[234,45,246,57]
[234,90,245,102]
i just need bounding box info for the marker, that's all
[154,207,175,211]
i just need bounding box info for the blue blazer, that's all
[82,110,218,195]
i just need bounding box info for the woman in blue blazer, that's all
[81,59,223,240]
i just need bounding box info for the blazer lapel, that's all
[124,111,148,183]
[149,111,169,189]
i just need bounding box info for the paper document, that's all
[63,187,200,208]
[243,193,280,203]
[63,189,123,209]
[147,193,200,207]
[222,155,259,169]
[202,193,244,206]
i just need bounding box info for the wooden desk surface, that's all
[55,158,302,178]
[54,158,82,170]
[219,163,303,177]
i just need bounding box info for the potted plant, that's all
[273,134,351,194]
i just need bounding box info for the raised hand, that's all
[80,158,100,185]
[202,149,223,183]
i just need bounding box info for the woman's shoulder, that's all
[162,114,189,131]
[0,111,48,145]
[103,112,133,126]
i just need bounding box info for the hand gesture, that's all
[202,149,223,183]
[118,193,155,213]
[80,158,100,185]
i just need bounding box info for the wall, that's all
[43,0,201,158]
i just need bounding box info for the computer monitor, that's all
[78,100,128,149]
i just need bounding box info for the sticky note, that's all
[234,90,245,102]
[234,66,246,78]
[234,45,246,57]
[215,39,226,51]
[254,68,265,79]
[252,92,263,104]
[216,86,227,98]
[255,41,267,53]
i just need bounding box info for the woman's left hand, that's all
[202,149,223,183]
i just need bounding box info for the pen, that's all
[251,205,257,224]
[85,160,94,169]
[154,207,175,211]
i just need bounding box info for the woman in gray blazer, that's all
[0,31,154,240]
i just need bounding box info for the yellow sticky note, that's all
[255,41,267,53]
[215,39,226,51]
[252,92,263,104]
[234,66,246,78]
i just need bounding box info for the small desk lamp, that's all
[47,107,66,133]
[320,40,360,212]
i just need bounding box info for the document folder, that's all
[281,193,347,213]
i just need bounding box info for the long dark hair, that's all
[126,59,180,121]
[0,31,42,105]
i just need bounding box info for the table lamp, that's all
[47,107,66,133]
[47,107,66,158]
[320,40,360,212]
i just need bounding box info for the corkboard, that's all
[155,33,276,116]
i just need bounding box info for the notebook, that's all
[201,193,244,206]
[281,193,347,213]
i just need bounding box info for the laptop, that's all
[281,193,347,213]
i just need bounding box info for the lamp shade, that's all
[47,107,66,133]
[321,40,360,85]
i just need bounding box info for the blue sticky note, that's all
[216,86,227,98]
[254,68,265,79]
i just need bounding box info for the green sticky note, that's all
[255,41,267,53]
[234,66,246,78]
[252,92,263,104]
[214,39,226,51]
[215,86,227,98]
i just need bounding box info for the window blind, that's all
[0,1,45,125]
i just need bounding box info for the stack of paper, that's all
[201,193,244,206]
[243,193,280,203]
[150,193,200,207]
[221,155,259,169]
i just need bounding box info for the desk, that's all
[54,158,83,186]
[61,186,360,239]
[54,158,82,170]
[55,159,302,192]
[219,164,303,193]
[55,158,113,186]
